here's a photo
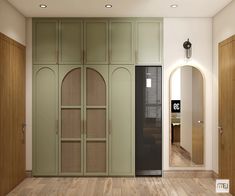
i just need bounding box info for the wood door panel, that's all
[0,33,25,196]
[192,68,204,165]
[61,142,81,173]
[219,42,232,179]
[61,109,81,138]
[219,36,235,195]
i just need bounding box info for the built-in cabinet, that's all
[33,18,163,66]
[58,65,108,176]
[109,65,135,176]
[33,65,59,175]
[33,20,58,64]
[59,20,83,64]
[33,18,162,177]
[109,20,134,64]
[136,19,162,65]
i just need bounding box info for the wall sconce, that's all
[183,39,192,59]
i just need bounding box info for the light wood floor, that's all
[7,177,231,196]
[170,144,197,167]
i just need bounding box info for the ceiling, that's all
[8,0,232,18]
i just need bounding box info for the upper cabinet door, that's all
[84,20,108,64]
[109,20,134,64]
[136,19,163,65]
[33,19,58,64]
[59,20,83,65]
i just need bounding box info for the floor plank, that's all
[7,177,232,196]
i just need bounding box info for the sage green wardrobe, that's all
[33,18,162,176]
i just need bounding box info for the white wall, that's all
[181,66,192,155]
[163,18,213,170]
[170,68,181,100]
[212,0,235,174]
[0,0,25,45]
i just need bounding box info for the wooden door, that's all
[59,19,83,64]
[84,65,108,175]
[219,36,235,194]
[59,65,83,175]
[192,68,204,164]
[109,20,134,64]
[136,19,162,65]
[0,33,25,196]
[109,65,135,176]
[33,19,58,64]
[33,65,58,176]
[84,20,109,64]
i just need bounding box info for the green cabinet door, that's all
[84,20,108,64]
[33,19,58,64]
[109,65,135,176]
[109,20,134,64]
[136,19,163,65]
[59,20,83,64]
[33,65,58,176]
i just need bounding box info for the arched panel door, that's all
[109,65,135,176]
[84,65,108,175]
[33,65,58,176]
[59,65,83,175]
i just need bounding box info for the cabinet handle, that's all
[83,50,86,64]
[109,120,111,134]
[57,50,59,64]
[109,50,112,64]
[22,123,26,144]
[218,126,223,135]
[56,119,59,135]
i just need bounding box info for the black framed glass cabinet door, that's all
[135,66,162,176]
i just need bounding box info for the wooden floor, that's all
[7,177,231,196]
[170,144,197,167]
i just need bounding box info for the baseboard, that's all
[163,170,213,178]
[26,170,32,178]
[212,171,219,179]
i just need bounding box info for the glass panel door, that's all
[135,66,162,176]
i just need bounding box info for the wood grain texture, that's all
[0,32,26,196]
[8,177,231,196]
[219,35,235,195]
[62,68,81,106]
[86,68,106,106]
[192,68,204,165]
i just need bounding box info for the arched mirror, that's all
[169,65,204,167]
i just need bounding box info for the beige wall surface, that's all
[212,0,235,174]
[0,0,25,45]
[163,18,213,171]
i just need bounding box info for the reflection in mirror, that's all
[169,66,204,167]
